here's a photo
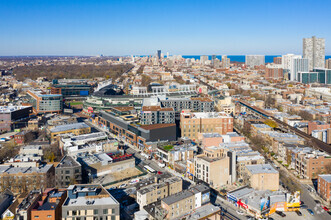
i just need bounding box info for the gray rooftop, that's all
[319,174,331,183]
[50,122,90,133]
[56,155,81,168]
[246,164,278,174]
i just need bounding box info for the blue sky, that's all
[0,0,330,56]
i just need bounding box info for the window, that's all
[94,209,98,215]
[103,209,108,214]
[34,216,39,219]
[72,210,77,216]
[112,209,115,214]
[111,216,116,220]
[47,216,52,218]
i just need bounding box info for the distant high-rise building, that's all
[200,55,208,65]
[326,58,331,69]
[221,55,230,69]
[157,50,161,60]
[273,57,282,64]
[211,55,217,65]
[166,52,170,58]
[303,36,325,70]
[291,58,309,81]
[245,55,265,67]
[282,54,302,80]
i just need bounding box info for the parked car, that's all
[276,211,286,217]
[300,204,308,209]
[322,206,329,211]
[307,209,314,216]
[295,210,302,216]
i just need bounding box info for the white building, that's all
[303,36,325,70]
[291,58,309,81]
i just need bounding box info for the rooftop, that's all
[319,174,331,183]
[246,164,278,174]
[0,105,31,113]
[50,122,90,133]
[56,155,81,168]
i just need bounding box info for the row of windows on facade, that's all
[68,209,116,216]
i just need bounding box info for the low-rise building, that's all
[30,188,67,220]
[295,150,331,179]
[193,154,230,187]
[137,176,182,208]
[0,106,33,132]
[62,184,120,220]
[48,123,91,143]
[244,164,279,191]
[0,164,54,194]
[77,152,135,178]
[180,110,233,141]
[55,156,82,188]
[317,174,331,203]
[146,184,210,220]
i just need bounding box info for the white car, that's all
[119,184,127,188]
[236,210,245,215]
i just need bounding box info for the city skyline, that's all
[0,0,331,56]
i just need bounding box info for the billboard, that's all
[286,191,300,208]
[202,192,210,203]
[260,197,270,212]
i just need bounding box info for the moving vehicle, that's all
[158,162,166,168]
[275,211,286,217]
[119,183,127,188]
[307,209,314,216]
[144,165,156,173]
[295,210,302,216]
[236,210,245,215]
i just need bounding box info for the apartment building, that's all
[244,164,279,191]
[55,156,82,188]
[317,174,331,203]
[136,176,182,208]
[140,106,175,125]
[0,164,54,194]
[156,144,196,165]
[180,110,233,141]
[153,184,210,219]
[237,154,265,179]
[30,188,67,220]
[15,190,41,220]
[62,184,120,220]
[295,150,331,179]
[194,154,230,187]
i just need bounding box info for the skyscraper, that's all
[157,50,161,60]
[221,55,230,69]
[291,58,309,81]
[200,55,208,65]
[245,55,265,67]
[303,36,325,70]
[211,55,217,65]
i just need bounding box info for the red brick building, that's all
[317,174,331,204]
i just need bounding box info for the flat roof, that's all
[0,105,31,113]
[319,174,331,183]
[50,122,90,133]
[246,164,278,174]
